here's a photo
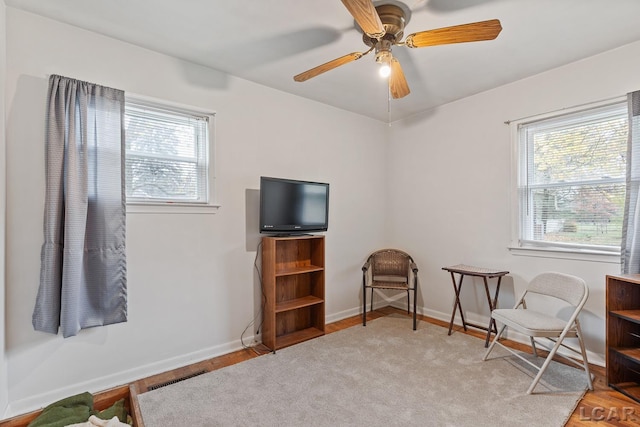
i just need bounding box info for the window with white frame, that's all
[516,101,628,253]
[124,100,213,205]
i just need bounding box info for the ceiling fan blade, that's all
[389,58,410,99]
[341,0,385,39]
[404,19,502,48]
[294,52,364,82]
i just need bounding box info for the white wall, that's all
[5,4,640,419]
[0,0,8,418]
[3,8,389,416]
[388,39,640,365]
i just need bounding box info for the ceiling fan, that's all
[293,0,502,99]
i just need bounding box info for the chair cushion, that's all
[491,308,570,337]
[370,279,409,290]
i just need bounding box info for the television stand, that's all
[261,235,325,351]
[269,233,315,237]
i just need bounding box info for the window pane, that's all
[124,101,209,203]
[126,156,199,200]
[126,108,200,159]
[529,116,627,185]
[525,183,625,247]
[519,102,628,251]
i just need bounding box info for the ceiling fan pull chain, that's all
[388,88,391,126]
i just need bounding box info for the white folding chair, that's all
[482,272,593,394]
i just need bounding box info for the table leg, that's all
[481,277,493,347]
[482,276,503,347]
[448,272,467,335]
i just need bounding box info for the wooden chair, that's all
[362,249,418,330]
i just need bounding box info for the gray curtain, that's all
[33,75,127,338]
[622,90,640,273]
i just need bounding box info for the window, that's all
[515,101,628,254]
[124,99,214,207]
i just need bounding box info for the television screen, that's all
[259,176,329,234]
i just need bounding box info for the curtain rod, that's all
[504,94,625,125]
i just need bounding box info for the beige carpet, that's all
[137,316,588,426]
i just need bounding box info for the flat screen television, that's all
[259,176,329,234]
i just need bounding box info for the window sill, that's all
[126,202,221,214]
[508,246,620,264]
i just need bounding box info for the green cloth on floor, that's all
[27,393,128,427]
[27,392,94,427]
[96,399,127,422]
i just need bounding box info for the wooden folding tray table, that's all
[443,264,509,347]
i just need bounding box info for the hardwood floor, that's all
[4,306,636,426]
[128,307,640,426]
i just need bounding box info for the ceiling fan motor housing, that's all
[363,4,406,48]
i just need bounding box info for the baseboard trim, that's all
[3,302,605,419]
[392,302,606,368]
[3,335,255,419]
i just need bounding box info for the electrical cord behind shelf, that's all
[240,240,268,355]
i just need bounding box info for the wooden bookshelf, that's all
[606,274,640,403]
[261,235,325,351]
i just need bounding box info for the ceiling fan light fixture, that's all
[375,43,392,62]
[375,48,392,78]
[379,63,391,78]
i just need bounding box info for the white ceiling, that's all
[7,0,640,122]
